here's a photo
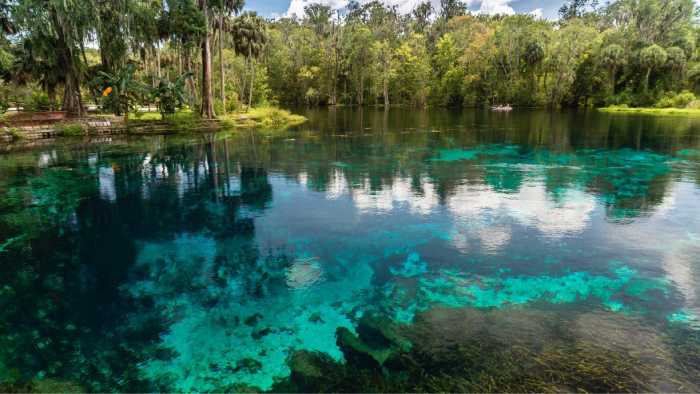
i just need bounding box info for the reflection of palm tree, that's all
[231,12,267,111]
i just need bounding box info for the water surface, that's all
[1,109,699,392]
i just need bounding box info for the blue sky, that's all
[243,0,566,20]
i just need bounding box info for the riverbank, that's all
[598,106,700,116]
[1,107,307,144]
[132,107,307,129]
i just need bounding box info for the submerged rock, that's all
[336,315,411,369]
[244,313,263,327]
[289,351,326,380]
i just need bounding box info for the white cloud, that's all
[286,0,358,18]
[477,0,515,15]
[350,177,438,216]
[447,183,596,238]
[285,0,526,18]
[529,8,543,19]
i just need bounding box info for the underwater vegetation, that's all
[381,264,674,323]
[275,309,700,393]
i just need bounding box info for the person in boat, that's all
[491,104,513,111]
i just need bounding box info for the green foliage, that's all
[23,91,57,112]
[601,44,625,69]
[1,0,700,113]
[95,63,146,116]
[640,44,668,70]
[151,72,193,117]
[0,96,8,114]
[55,122,86,136]
[599,105,700,116]
[11,0,96,114]
[256,0,700,109]
[161,0,206,46]
[5,127,22,140]
[655,90,697,108]
[215,93,239,114]
[222,107,307,129]
[666,46,687,69]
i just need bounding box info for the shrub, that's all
[605,90,634,107]
[6,127,22,140]
[55,122,86,136]
[24,92,57,112]
[151,72,192,118]
[0,97,8,114]
[685,99,700,109]
[214,93,239,114]
[96,63,146,116]
[655,90,697,108]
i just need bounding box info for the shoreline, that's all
[598,106,700,116]
[0,107,308,145]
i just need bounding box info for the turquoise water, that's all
[1,109,700,392]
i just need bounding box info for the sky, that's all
[242,0,566,20]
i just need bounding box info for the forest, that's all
[0,0,699,117]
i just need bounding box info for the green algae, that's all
[430,144,520,162]
[389,252,427,278]
[383,265,672,323]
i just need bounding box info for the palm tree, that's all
[231,12,267,111]
[640,44,667,93]
[522,40,544,97]
[600,44,625,95]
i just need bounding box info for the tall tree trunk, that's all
[156,43,162,80]
[47,84,56,111]
[219,8,226,115]
[178,42,183,76]
[248,50,255,110]
[200,1,216,119]
[330,20,338,106]
[62,71,83,116]
[358,71,364,106]
[383,76,389,107]
[185,49,195,108]
[609,66,616,95]
[644,68,651,92]
[50,6,82,116]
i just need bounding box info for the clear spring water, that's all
[1,109,699,392]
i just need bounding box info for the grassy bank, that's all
[130,107,307,130]
[130,110,198,122]
[598,106,700,116]
[220,107,307,129]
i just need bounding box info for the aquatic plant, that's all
[277,308,700,393]
[124,235,375,391]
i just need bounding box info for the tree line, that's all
[1,0,699,117]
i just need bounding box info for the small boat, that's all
[491,104,513,112]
